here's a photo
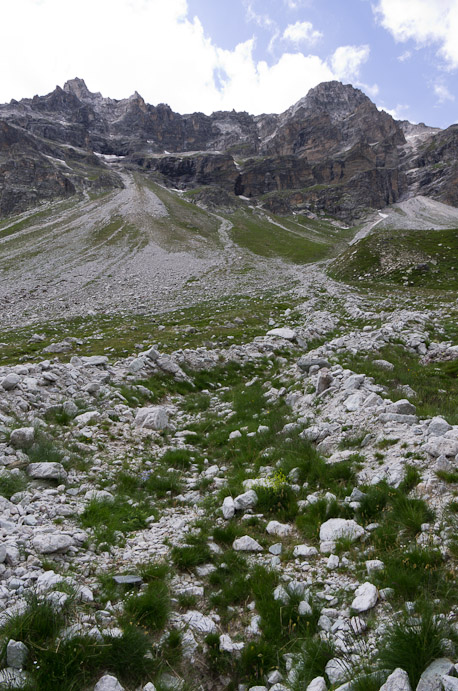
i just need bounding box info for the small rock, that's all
[306,677,327,691]
[1,374,21,390]
[319,519,365,544]
[266,520,292,537]
[379,668,412,691]
[94,674,125,691]
[183,610,217,635]
[234,490,258,511]
[232,536,263,552]
[351,582,378,613]
[293,544,318,558]
[386,399,416,416]
[9,427,35,449]
[6,640,28,669]
[222,496,235,519]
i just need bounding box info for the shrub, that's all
[378,606,448,688]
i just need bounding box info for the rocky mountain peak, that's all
[287,80,369,120]
[63,77,101,102]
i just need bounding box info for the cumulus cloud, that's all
[379,104,411,120]
[0,0,372,115]
[331,45,370,80]
[434,82,455,102]
[374,0,458,69]
[283,21,323,45]
[398,50,412,62]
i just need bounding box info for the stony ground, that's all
[0,264,457,691]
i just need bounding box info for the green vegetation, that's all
[339,345,458,424]
[229,208,334,263]
[330,226,458,290]
[0,471,27,499]
[379,605,452,687]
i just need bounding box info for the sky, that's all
[1,0,457,128]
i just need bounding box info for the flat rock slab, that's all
[113,575,143,586]
[266,327,296,340]
[183,610,217,635]
[32,533,74,554]
[27,462,68,482]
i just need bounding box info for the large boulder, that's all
[9,427,35,449]
[134,406,170,430]
[27,462,68,482]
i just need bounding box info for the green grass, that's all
[124,581,170,631]
[330,226,458,290]
[338,345,458,424]
[0,471,27,499]
[378,605,451,688]
[293,638,337,688]
[296,498,354,542]
[229,208,333,264]
[80,496,151,546]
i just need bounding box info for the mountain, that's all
[0,78,454,221]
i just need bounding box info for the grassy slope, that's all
[329,227,458,290]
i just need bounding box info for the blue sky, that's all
[1,0,457,127]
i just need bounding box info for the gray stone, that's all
[27,462,68,482]
[319,518,365,544]
[316,370,333,394]
[113,575,143,586]
[183,610,217,635]
[351,582,378,612]
[232,536,263,552]
[373,359,394,370]
[417,659,455,691]
[9,427,34,449]
[379,668,412,691]
[267,327,296,340]
[94,674,125,691]
[32,533,74,554]
[234,490,258,511]
[442,676,458,691]
[80,356,109,367]
[386,399,416,415]
[298,357,330,372]
[74,411,100,426]
[266,520,292,537]
[424,438,458,458]
[135,406,169,430]
[6,640,28,669]
[428,417,452,437]
[379,413,417,425]
[222,496,235,519]
[293,544,318,558]
[325,658,347,685]
[0,545,6,563]
[1,373,21,390]
[269,543,282,555]
[306,678,327,691]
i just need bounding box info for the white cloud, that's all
[374,0,458,69]
[0,0,372,115]
[283,21,323,45]
[243,1,276,30]
[434,82,455,102]
[283,0,314,9]
[379,104,410,120]
[331,45,370,80]
[398,50,412,62]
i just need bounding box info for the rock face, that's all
[1,77,453,221]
